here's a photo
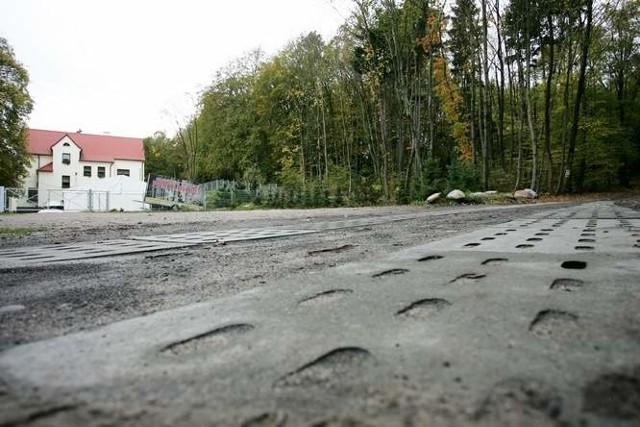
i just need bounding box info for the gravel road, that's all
[0,197,638,426]
[0,202,569,350]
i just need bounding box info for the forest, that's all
[144,0,640,205]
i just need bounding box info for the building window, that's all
[97,166,106,178]
[62,153,71,164]
[61,175,70,189]
[83,166,91,177]
[116,169,130,177]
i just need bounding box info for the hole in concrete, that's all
[541,229,554,232]
[240,412,288,427]
[582,368,640,420]
[372,268,409,278]
[527,238,543,242]
[516,244,535,249]
[550,278,584,291]
[579,238,595,243]
[495,232,507,236]
[581,233,595,237]
[162,324,254,355]
[575,246,595,250]
[464,243,481,247]
[275,347,372,387]
[18,255,56,261]
[529,309,580,341]
[418,255,444,262]
[535,233,549,236]
[3,252,31,258]
[450,273,487,283]
[307,244,356,256]
[481,237,496,241]
[395,298,451,318]
[507,229,517,232]
[476,377,563,422]
[298,289,353,306]
[561,261,587,269]
[482,258,509,265]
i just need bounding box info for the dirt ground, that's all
[0,194,639,426]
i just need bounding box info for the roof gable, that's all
[52,135,80,151]
[28,129,145,163]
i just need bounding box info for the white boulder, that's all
[514,188,538,199]
[470,192,488,198]
[426,192,441,203]
[446,189,466,200]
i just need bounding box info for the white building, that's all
[21,129,145,209]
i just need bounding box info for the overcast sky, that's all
[1,0,353,138]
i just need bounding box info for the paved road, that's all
[1,201,639,426]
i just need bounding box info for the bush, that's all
[446,160,480,193]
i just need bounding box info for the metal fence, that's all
[201,180,278,208]
[2,187,39,212]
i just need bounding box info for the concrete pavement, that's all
[0,201,639,426]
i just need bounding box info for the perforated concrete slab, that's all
[0,240,196,268]
[1,201,639,425]
[132,228,316,244]
[421,217,640,254]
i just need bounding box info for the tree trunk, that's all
[543,15,555,192]
[481,0,490,190]
[564,0,593,193]
[525,42,538,191]
[494,0,506,171]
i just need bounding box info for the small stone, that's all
[426,192,441,203]
[484,190,498,195]
[446,189,466,200]
[0,304,26,314]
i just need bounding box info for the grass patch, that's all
[0,227,46,236]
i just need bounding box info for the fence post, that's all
[0,186,5,213]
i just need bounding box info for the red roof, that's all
[28,129,145,163]
[37,162,54,172]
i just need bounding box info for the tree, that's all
[0,37,33,187]
[143,131,184,178]
[186,0,639,201]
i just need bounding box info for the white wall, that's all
[111,159,145,180]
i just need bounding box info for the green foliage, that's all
[0,37,33,187]
[170,0,640,202]
[446,160,481,193]
[0,226,44,235]
[143,132,184,178]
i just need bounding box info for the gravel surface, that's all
[0,197,638,426]
[0,202,571,351]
